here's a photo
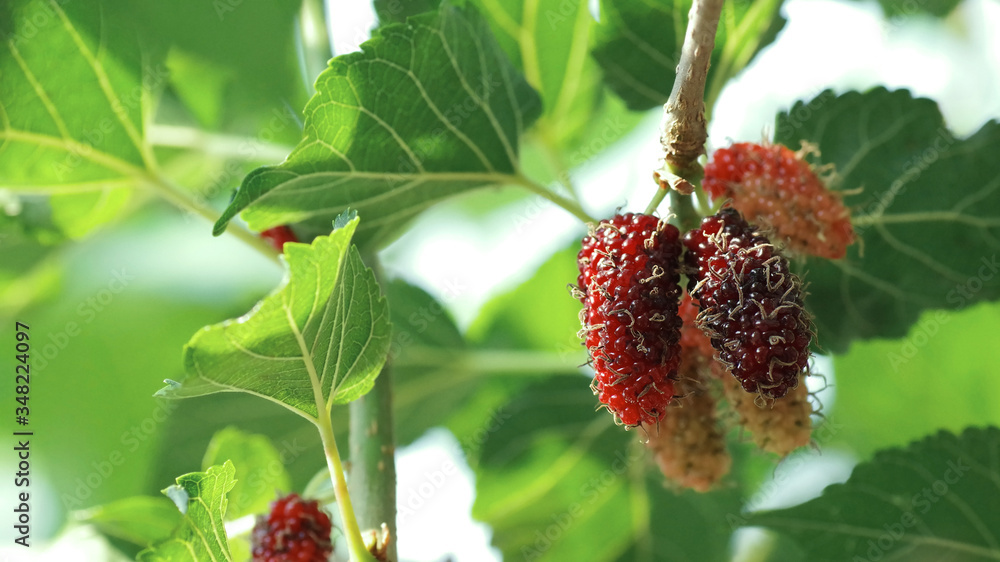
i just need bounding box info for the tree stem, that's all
[349,364,397,562]
[658,0,724,174]
[348,255,397,561]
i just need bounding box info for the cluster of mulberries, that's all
[575,141,845,490]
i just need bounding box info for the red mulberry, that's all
[251,493,333,562]
[576,213,683,426]
[260,226,299,252]
[704,142,854,259]
[683,208,812,399]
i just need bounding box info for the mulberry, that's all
[704,142,854,259]
[251,493,333,562]
[576,213,683,426]
[683,208,812,399]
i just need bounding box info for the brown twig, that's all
[657,0,724,180]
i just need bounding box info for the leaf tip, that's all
[333,208,359,231]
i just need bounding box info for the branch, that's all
[657,0,724,177]
[349,365,397,561]
[349,256,397,561]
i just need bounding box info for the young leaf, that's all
[591,0,785,110]
[202,427,292,520]
[166,216,391,420]
[137,461,237,562]
[0,0,155,189]
[213,4,542,247]
[466,0,603,150]
[747,427,1000,561]
[774,88,1000,352]
[76,496,181,548]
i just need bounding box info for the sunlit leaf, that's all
[214,4,542,247]
[166,216,392,419]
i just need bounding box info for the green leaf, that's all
[168,216,392,419]
[773,88,1000,352]
[0,0,154,189]
[748,427,1000,562]
[137,461,237,562]
[76,496,181,548]
[213,4,542,247]
[591,0,785,110]
[466,0,602,149]
[473,376,744,561]
[830,301,1000,458]
[202,427,292,520]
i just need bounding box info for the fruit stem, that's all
[514,173,596,223]
[671,191,702,234]
[658,0,724,174]
[644,186,669,215]
[316,409,379,562]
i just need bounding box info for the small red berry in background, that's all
[260,226,299,252]
[683,207,812,400]
[703,142,855,259]
[576,213,684,427]
[251,493,333,562]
